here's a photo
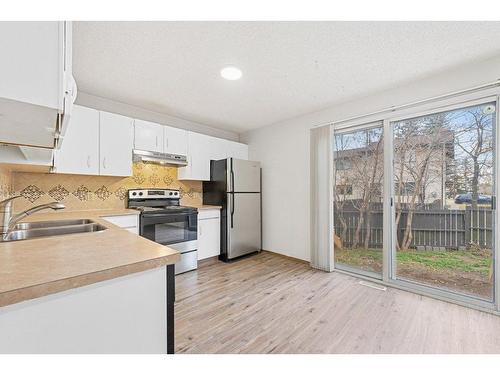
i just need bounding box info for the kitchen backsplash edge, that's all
[5,162,202,212]
[0,165,13,201]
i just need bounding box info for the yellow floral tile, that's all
[11,162,202,212]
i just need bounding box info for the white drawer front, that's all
[198,209,221,220]
[101,214,138,229]
[176,251,198,275]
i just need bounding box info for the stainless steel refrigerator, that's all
[203,158,261,261]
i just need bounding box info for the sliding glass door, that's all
[333,123,384,277]
[391,102,496,301]
[331,93,499,308]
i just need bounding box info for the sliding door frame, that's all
[330,87,500,313]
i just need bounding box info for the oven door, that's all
[140,212,198,246]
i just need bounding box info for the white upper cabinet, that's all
[134,119,164,153]
[226,140,249,160]
[164,126,187,155]
[100,111,134,176]
[134,120,188,156]
[178,132,212,181]
[178,132,248,181]
[55,105,99,175]
[55,106,133,177]
[0,21,74,148]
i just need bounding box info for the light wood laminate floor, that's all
[175,251,500,353]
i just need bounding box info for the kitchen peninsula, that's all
[0,209,179,353]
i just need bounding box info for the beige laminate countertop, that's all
[0,209,180,308]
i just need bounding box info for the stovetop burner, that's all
[127,189,197,214]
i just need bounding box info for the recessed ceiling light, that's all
[220,66,242,81]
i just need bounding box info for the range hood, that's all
[132,149,188,167]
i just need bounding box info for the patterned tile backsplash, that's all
[10,162,202,212]
[0,165,12,201]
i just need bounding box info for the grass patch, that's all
[335,248,492,276]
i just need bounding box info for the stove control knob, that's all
[132,192,137,196]
[138,192,143,196]
[169,192,173,196]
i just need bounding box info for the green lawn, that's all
[335,248,492,276]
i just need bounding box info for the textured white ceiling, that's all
[73,21,500,133]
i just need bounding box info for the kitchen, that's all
[3,16,500,362]
[0,21,261,354]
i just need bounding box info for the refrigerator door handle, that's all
[230,164,235,193]
[230,193,235,228]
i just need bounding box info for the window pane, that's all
[392,102,496,300]
[333,125,384,276]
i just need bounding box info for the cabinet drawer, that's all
[101,215,138,229]
[198,209,221,220]
[176,250,198,275]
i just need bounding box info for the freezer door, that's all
[227,158,261,193]
[227,193,261,259]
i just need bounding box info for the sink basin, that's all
[13,219,94,230]
[2,222,107,242]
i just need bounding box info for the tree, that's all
[393,114,448,250]
[453,107,493,209]
[334,128,383,250]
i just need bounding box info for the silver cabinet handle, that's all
[102,157,106,169]
[87,155,91,168]
[199,222,202,236]
[155,135,158,148]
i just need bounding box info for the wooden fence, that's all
[334,207,493,250]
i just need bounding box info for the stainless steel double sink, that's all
[2,219,107,242]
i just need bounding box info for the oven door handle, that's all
[141,213,189,218]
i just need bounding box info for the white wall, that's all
[76,92,239,141]
[241,55,500,262]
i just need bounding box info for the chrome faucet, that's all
[0,196,65,239]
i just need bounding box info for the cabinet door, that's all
[178,132,212,181]
[164,126,187,155]
[0,22,63,110]
[54,105,99,175]
[227,141,249,160]
[100,111,134,176]
[211,137,229,161]
[0,22,71,148]
[198,217,221,260]
[134,119,163,153]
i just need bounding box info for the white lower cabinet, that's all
[101,214,139,234]
[197,209,221,261]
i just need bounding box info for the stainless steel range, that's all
[127,188,198,275]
